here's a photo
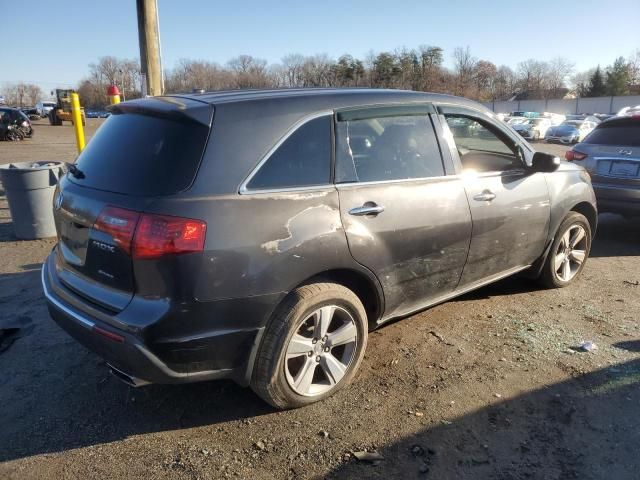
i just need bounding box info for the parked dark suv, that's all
[42,89,597,409]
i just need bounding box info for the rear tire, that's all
[539,212,591,288]
[251,282,368,409]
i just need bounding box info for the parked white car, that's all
[505,116,529,126]
[541,112,566,126]
[512,118,552,141]
[617,105,640,116]
[36,100,56,118]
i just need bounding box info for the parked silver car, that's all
[566,115,640,216]
[546,120,597,144]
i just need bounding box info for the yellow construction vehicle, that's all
[48,89,86,126]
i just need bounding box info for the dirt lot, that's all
[0,120,639,480]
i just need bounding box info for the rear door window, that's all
[71,113,210,196]
[335,115,444,183]
[584,123,640,146]
[245,115,331,191]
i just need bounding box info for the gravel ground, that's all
[0,120,639,480]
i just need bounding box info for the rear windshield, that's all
[70,113,209,196]
[584,123,640,146]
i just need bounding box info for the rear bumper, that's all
[42,251,273,386]
[593,182,640,215]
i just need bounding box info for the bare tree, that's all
[570,68,596,97]
[628,49,640,85]
[227,55,270,88]
[0,83,43,106]
[547,57,574,97]
[517,59,551,98]
[418,45,444,91]
[452,46,477,97]
[281,54,306,87]
[473,60,498,101]
[494,65,517,100]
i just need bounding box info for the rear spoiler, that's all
[108,96,213,126]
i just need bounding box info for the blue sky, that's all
[1,0,638,94]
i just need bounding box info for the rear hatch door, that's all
[579,118,640,185]
[53,96,213,312]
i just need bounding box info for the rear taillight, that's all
[132,213,207,259]
[565,150,588,161]
[93,207,206,258]
[93,206,140,254]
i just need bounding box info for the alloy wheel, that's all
[284,305,358,397]
[554,224,587,282]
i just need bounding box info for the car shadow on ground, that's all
[0,263,276,463]
[325,358,640,479]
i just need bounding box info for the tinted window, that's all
[584,123,640,146]
[336,115,444,183]
[247,116,331,190]
[71,113,209,196]
[444,114,523,172]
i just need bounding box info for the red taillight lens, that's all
[93,206,140,254]
[565,150,588,161]
[132,213,206,259]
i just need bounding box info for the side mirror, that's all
[530,152,560,173]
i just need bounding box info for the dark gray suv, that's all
[42,89,597,409]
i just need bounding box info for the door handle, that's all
[349,202,385,216]
[473,190,496,202]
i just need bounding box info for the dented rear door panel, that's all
[337,178,472,317]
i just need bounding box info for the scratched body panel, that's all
[459,170,551,286]
[337,177,472,316]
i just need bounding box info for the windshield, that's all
[562,121,582,128]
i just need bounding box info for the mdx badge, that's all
[92,240,116,253]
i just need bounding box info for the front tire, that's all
[539,212,591,288]
[251,282,368,409]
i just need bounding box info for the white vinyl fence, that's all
[483,95,640,115]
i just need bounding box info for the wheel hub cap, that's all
[284,305,358,397]
[554,224,587,282]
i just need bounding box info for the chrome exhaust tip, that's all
[108,364,151,388]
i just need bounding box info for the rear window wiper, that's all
[66,163,85,179]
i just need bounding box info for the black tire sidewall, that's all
[252,283,368,409]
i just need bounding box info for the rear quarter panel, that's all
[145,189,383,305]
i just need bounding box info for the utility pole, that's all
[136,0,163,96]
